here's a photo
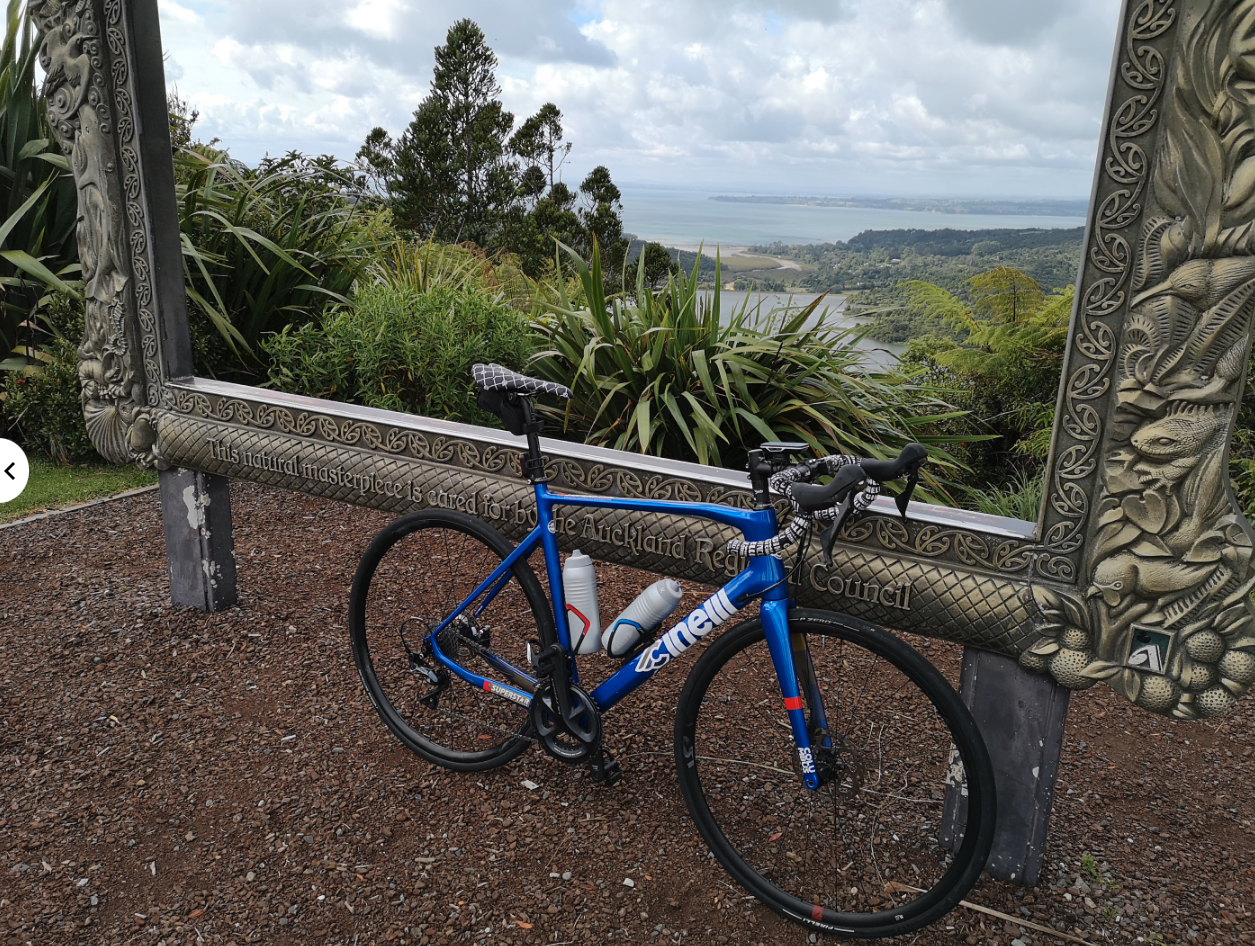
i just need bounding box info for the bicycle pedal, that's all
[589,748,623,787]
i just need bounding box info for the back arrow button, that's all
[3,462,13,480]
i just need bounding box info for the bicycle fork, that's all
[760,599,825,791]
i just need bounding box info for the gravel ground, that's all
[1,482,1253,946]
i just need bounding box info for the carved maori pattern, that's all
[166,387,1046,575]
[843,519,1035,574]
[1025,0,1255,718]
[1036,0,1178,571]
[32,0,163,468]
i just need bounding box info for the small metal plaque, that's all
[1127,626,1174,675]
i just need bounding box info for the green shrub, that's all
[532,241,967,494]
[0,290,96,463]
[896,269,1071,491]
[964,469,1044,522]
[2,345,96,464]
[263,283,533,425]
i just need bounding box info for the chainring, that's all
[530,681,601,763]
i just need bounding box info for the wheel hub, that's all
[813,731,863,791]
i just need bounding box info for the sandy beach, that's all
[660,243,802,271]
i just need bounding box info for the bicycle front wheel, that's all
[674,609,995,938]
[350,509,552,771]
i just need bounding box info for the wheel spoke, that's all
[350,512,550,771]
[675,614,993,936]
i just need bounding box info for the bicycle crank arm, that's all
[530,643,599,743]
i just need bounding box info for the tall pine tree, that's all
[390,20,515,245]
[510,103,571,188]
[579,166,628,284]
[362,20,629,278]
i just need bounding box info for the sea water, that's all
[623,185,1082,368]
[698,289,905,371]
[620,184,1086,247]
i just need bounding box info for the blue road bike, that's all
[349,365,996,938]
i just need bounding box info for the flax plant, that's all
[533,241,966,490]
[365,239,535,312]
[175,148,388,370]
[0,0,81,363]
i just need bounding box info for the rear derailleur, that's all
[409,639,449,710]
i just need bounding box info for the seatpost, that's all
[519,396,549,483]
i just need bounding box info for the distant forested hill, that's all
[753,227,1085,295]
[747,227,1086,344]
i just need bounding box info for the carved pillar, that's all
[1025,0,1255,721]
[34,0,237,610]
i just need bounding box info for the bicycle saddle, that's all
[472,363,571,400]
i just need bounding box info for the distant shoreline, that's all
[710,195,1089,218]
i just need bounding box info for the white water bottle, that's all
[603,579,684,657]
[563,550,602,655]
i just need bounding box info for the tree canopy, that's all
[387,19,515,245]
[360,19,628,280]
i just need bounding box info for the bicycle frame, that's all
[425,479,827,790]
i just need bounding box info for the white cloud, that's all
[344,0,407,40]
[157,0,201,25]
[158,0,1123,195]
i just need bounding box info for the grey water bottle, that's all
[603,579,684,657]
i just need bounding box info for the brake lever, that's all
[819,491,855,566]
[895,463,923,519]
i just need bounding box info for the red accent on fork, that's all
[784,696,804,711]
[482,680,492,692]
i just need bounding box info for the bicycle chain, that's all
[425,702,539,744]
[421,626,540,745]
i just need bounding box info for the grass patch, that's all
[718,253,789,273]
[1,459,158,524]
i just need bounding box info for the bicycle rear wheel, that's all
[674,608,994,938]
[350,510,552,771]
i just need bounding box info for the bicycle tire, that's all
[349,509,553,771]
[674,608,995,938]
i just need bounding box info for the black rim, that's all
[349,511,552,771]
[675,611,994,937]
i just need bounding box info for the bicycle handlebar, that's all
[786,443,928,513]
[728,443,928,565]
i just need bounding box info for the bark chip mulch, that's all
[1,482,1253,946]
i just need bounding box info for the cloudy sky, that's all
[157,0,1123,198]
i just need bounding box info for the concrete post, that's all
[942,647,1071,885]
[159,468,238,611]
